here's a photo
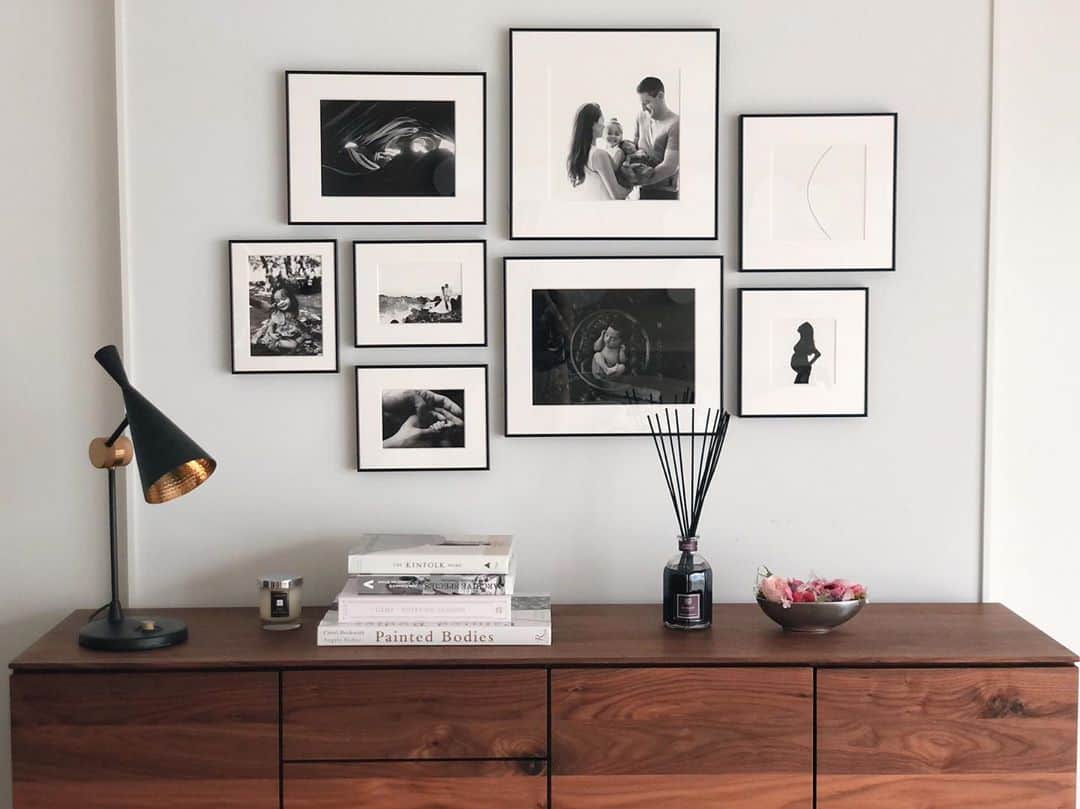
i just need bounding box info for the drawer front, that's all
[283,668,547,760]
[11,671,278,809]
[552,667,812,809]
[817,667,1079,808]
[284,761,547,809]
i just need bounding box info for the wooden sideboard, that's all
[9,603,1078,809]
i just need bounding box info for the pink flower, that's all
[791,586,817,603]
[759,575,793,608]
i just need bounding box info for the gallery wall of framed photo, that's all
[223,28,904,470]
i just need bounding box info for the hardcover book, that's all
[336,579,511,624]
[347,565,514,596]
[317,596,551,647]
[347,534,515,575]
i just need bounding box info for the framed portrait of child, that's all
[509,28,720,240]
[229,239,339,374]
[504,256,723,436]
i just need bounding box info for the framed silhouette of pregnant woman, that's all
[738,288,868,417]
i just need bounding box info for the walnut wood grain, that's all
[553,668,812,808]
[283,668,547,760]
[553,774,811,809]
[11,671,278,809]
[818,667,1078,808]
[9,604,1077,670]
[284,760,547,809]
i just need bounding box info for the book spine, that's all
[318,623,551,646]
[351,575,507,596]
[347,555,512,575]
[337,595,511,624]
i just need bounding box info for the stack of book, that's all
[317,533,551,646]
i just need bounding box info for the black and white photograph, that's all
[230,240,338,373]
[740,114,897,271]
[320,99,455,198]
[505,257,722,436]
[738,288,868,417]
[354,240,486,347]
[510,29,718,239]
[531,289,695,406]
[381,388,465,449]
[288,72,486,224]
[355,365,489,471]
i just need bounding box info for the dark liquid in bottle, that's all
[663,552,713,629]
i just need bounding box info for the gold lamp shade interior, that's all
[145,458,217,504]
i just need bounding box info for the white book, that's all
[347,534,515,575]
[336,579,510,624]
[317,596,551,647]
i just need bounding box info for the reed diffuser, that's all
[647,408,731,630]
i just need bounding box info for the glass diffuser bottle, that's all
[647,409,730,632]
[663,536,713,630]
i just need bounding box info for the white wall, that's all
[118,0,991,609]
[0,2,121,807]
[985,0,1080,677]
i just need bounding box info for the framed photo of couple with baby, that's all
[509,28,719,240]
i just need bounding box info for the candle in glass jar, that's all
[258,575,302,630]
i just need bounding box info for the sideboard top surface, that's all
[9,603,1077,672]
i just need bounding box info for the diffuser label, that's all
[676,593,701,620]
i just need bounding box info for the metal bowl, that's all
[756,596,865,633]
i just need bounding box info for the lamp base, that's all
[78,616,188,651]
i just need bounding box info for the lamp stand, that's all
[79,420,188,651]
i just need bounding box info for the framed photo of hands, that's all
[355,364,490,471]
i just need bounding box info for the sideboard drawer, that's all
[817,667,1079,808]
[11,671,278,809]
[282,668,547,760]
[284,760,547,808]
[552,667,813,809]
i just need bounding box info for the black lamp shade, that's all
[95,345,216,503]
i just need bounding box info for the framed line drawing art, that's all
[355,364,490,471]
[286,71,486,224]
[229,239,339,374]
[740,113,897,271]
[504,256,723,436]
[738,287,869,417]
[354,240,487,348]
[509,28,719,240]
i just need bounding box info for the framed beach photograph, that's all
[504,256,723,436]
[355,364,490,471]
[740,113,897,271]
[229,240,338,374]
[509,28,719,240]
[286,71,486,224]
[354,240,487,347]
[738,287,869,417]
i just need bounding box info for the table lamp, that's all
[80,344,217,651]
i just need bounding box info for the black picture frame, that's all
[354,364,491,472]
[286,70,488,226]
[352,239,488,348]
[228,239,339,375]
[737,287,869,418]
[738,112,898,272]
[503,254,724,437]
[508,28,720,241]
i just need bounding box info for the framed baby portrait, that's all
[738,287,869,417]
[229,239,339,374]
[740,113,898,271]
[355,364,490,471]
[509,28,719,240]
[504,256,723,436]
[354,240,487,348]
[286,71,486,224]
